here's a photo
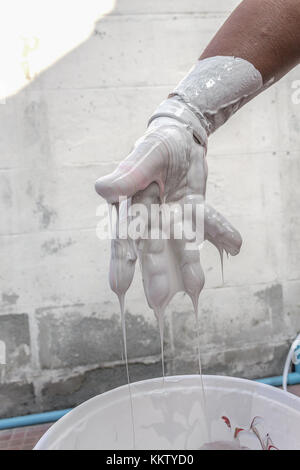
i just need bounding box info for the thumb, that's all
[95,132,167,203]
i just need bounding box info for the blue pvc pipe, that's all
[0,408,72,430]
[255,372,300,387]
[256,346,300,387]
[1,373,299,431]
[0,371,300,430]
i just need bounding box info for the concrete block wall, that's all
[0,0,300,417]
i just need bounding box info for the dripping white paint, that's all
[96,55,265,449]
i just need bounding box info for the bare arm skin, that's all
[201,0,300,83]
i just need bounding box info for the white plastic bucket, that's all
[35,375,300,450]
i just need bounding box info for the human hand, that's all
[95,102,242,316]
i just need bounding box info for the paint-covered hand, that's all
[95,113,205,205]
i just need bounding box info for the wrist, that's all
[148,97,208,150]
[171,56,263,135]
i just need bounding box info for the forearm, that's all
[200,0,300,83]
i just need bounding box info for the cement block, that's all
[37,304,163,369]
[0,314,31,378]
[283,280,300,335]
[201,215,284,289]
[0,98,20,170]
[170,341,289,380]
[0,163,114,235]
[284,216,300,280]
[0,230,111,308]
[171,284,284,356]
[113,0,240,15]
[41,361,162,411]
[206,151,282,219]
[32,15,224,90]
[22,87,169,167]
[0,382,36,419]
